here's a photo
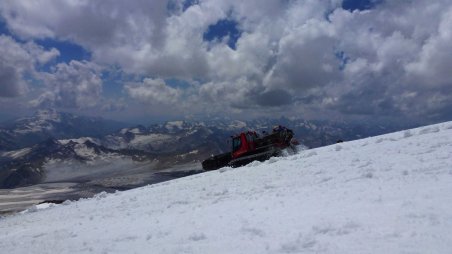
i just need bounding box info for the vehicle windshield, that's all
[232,137,241,152]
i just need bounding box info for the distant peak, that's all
[35,109,61,120]
[36,108,58,115]
[165,121,185,130]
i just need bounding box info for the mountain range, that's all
[0,109,127,151]
[0,110,413,188]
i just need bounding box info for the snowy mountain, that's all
[0,110,408,153]
[102,121,227,156]
[102,118,407,155]
[0,138,151,188]
[0,109,127,151]
[0,120,224,189]
[0,110,415,189]
[242,117,409,148]
[1,121,451,253]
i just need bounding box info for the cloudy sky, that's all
[0,0,451,124]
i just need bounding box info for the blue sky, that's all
[342,0,381,11]
[37,39,91,63]
[204,19,242,50]
[0,0,451,125]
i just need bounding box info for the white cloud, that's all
[405,6,452,87]
[32,60,103,109]
[125,78,181,105]
[1,0,452,122]
[0,35,59,97]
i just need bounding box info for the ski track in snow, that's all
[1,122,452,253]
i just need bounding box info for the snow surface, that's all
[43,157,156,183]
[165,121,184,130]
[103,133,175,150]
[13,109,61,134]
[119,128,129,135]
[0,183,78,214]
[1,147,32,159]
[58,137,99,145]
[175,149,200,160]
[228,120,247,129]
[127,128,141,134]
[1,122,452,253]
[129,133,173,148]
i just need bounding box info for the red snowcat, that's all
[202,126,296,170]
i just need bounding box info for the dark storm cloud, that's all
[0,61,24,97]
[254,89,293,107]
[331,84,401,116]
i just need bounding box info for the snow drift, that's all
[1,122,452,253]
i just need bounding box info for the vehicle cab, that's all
[231,131,258,159]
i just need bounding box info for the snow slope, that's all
[1,122,452,253]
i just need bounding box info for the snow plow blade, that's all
[202,152,231,171]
